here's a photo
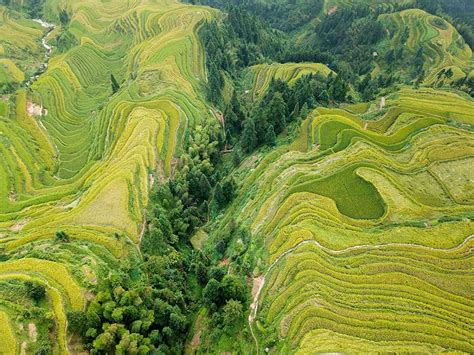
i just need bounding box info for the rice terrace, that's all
[0,0,472,354]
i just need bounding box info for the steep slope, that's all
[242,62,333,101]
[0,0,216,352]
[212,88,474,353]
[377,9,473,84]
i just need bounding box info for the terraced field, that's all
[243,62,333,101]
[0,7,46,86]
[0,0,216,352]
[378,9,473,84]
[220,88,474,352]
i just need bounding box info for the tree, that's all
[111,74,120,94]
[197,173,211,202]
[55,230,69,242]
[59,9,70,27]
[93,331,115,351]
[265,92,287,134]
[25,281,46,302]
[223,299,243,327]
[221,274,247,303]
[264,125,276,146]
[225,91,246,140]
[203,278,221,305]
[214,182,226,208]
[329,74,348,102]
[208,266,226,282]
[222,178,235,203]
[241,118,258,153]
[67,310,86,334]
[26,0,43,18]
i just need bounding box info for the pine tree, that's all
[111,74,120,94]
[264,125,276,146]
[266,92,287,134]
[290,101,300,120]
[241,118,258,153]
[214,182,226,208]
[59,9,70,27]
[329,75,348,102]
[230,91,245,131]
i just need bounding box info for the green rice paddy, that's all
[220,87,474,353]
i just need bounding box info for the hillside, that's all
[0,0,217,352]
[377,9,473,84]
[211,88,474,352]
[0,0,473,354]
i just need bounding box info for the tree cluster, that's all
[187,0,324,33]
[1,0,44,18]
[80,118,229,354]
[199,7,285,107]
[240,73,349,154]
[304,5,386,76]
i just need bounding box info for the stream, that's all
[26,19,55,86]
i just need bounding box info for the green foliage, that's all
[59,9,70,27]
[55,29,78,53]
[239,73,345,154]
[67,310,87,334]
[199,6,285,106]
[110,74,120,94]
[220,274,247,304]
[25,281,46,302]
[223,299,243,327]
[241,118,258,153]
[0,82,18,95]
[189,0,324,32]
[303,5,386,75]
[55,231,69,243]
[4,0,45,18]
[84,283,184,353]
[203,278,221,305]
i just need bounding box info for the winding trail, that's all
[247,234,474,353]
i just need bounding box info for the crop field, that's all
[377,9,473,84]
[220,88,474,352]
[0,7,46,85]
[243,62,333,101]
[0,0,216,352]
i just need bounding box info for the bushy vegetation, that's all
[188,0,324,32]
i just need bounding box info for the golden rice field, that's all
[222,88,474,353]
[0,6,45,84]
[0,0,217,352]
[378,9,473,84]
[243,62,333,101]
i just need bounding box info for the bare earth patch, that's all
[28,323,37,342]
[219,258,230,267]
[249,276,264,321]
[10,219,29,232]
[27,100,47,116]
[190,329,202,350]
[327,6,337,15]
[8,190,17,202]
